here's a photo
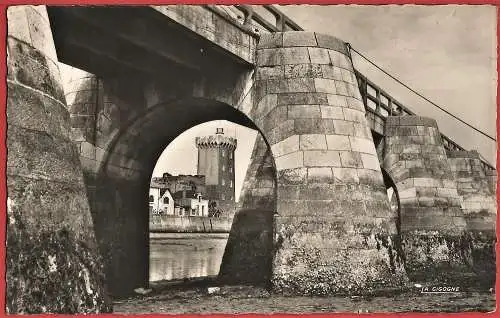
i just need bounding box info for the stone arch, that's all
[87,97,278,296]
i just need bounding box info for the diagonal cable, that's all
[348,44,496,142]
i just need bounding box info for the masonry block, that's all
[314,33,348,54]
[277,92,328,105]
[314,78,337,94]
[307,167,334,183]
[333,120,355,136]
[282,47,310,64]
[327,93,348,107]
[321,65,343,81]
[284,64,322,79]
[275,151,304,170]
[308,47,331,64]
[283,31,317,47]
[339,151,362,168]
[350,136,377,154]
[271,135,299,157]
[326,135,351,151]
[304,150,341,167]
[288,105,321,119]
[299,134,327,150]
[320,105,344,119]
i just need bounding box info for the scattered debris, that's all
[207,287,221,294]
[134,287,152,295]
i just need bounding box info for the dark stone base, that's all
[6,210,112,314]
[469,230,496,288]
[402,231,496,289]
[218,208,274,286]
[271,232,408,296]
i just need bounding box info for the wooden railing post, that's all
[375,89,381,114]
[240,5,253,26]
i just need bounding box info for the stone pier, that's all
[249,32,408,295]
[6,5,109,313]
[447,150,496,281]
[219,134,276,285]
[383,116,472,282]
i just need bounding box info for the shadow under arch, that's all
[91,97,278,297]
[381,168,401,235]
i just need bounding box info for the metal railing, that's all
[206,5,303,34]
[356,70,415,118]
[355,71,495,172]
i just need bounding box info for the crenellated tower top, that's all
[195,128,237,150]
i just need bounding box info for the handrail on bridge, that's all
[355,70,495,172]
[235,5,303,32]
[208,5,303,33]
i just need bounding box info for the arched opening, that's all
[148,121,258,286]
[381,168,401,235]
[91,98,278,297]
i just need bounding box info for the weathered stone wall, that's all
[252,32,407,295]
[6,5,109,313]
[383,116,474,282]
[149,215,233,233]
[447,150,496,284]
[152,5,258,64]
[447,150,496,231]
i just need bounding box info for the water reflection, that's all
[149,232,229,282]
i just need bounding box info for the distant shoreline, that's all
[150,232,230,240]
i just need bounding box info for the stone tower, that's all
[196,128,237,213]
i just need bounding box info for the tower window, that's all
[229,152,233,159]
[221,194,225,200]
[163,197,169,204]
[222,150,225,157]
[222,165,225,172]
[230,180,233,188]
[149,195,154,203]
[222,179,225,186]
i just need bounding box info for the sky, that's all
[58,5,497,201]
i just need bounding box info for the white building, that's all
[149,186,174,215]
[177,193,209,217]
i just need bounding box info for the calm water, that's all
[149,232,229,282]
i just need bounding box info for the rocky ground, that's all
[114,283,495,314]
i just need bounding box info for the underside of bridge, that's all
[89,98,273,296]
[5,4,496,314]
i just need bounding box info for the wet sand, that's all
[114,284,495,314]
